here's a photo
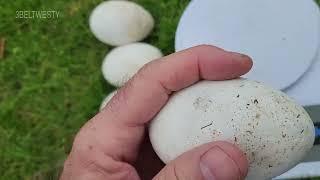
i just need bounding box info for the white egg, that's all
[89,0,154,46]
[149,79,315,180]
[99,90,117,111]
[102,43,163,87]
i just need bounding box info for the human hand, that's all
[60,45,253,180]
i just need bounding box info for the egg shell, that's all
[99,90,117,111]
[149,79,315,180]
[89,0,154,46]
[102,43,163,87]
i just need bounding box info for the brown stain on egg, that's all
[255,113,261,119]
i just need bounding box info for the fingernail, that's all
[230,52,253,69]
[200,146,241,180]
[230,52,250,59]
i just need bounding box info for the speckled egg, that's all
[149,79,314,180]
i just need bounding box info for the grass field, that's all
[0,0,188,179]
[0,0,320,179]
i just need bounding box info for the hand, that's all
[60,45,253,180]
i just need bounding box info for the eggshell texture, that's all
[89,0,154,46]
[149,79,315,180]
[102,43,163,87]
[99,90,117,111]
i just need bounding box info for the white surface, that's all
[175,0,320,90]
[150,79,314,180]
[89,1,154,46]
[102,43,163,87]
[274,161,320,179]
[285,50,320,107]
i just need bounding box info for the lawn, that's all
[0,0,319,180]
[0,0,188,179]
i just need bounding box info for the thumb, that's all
[153,141,248,180]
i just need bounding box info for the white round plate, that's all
[285,47,320,106]
[175,0,320,90]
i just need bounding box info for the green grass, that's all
[1,0,320,180]
[0,0,189,179]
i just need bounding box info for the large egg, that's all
[102,43,163,87]
[89,0,154,46]
[149,79,315,180]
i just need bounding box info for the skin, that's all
[60,45,253,180]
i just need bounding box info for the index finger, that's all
[105,45,252,126]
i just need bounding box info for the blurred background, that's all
[0,0,319,179]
